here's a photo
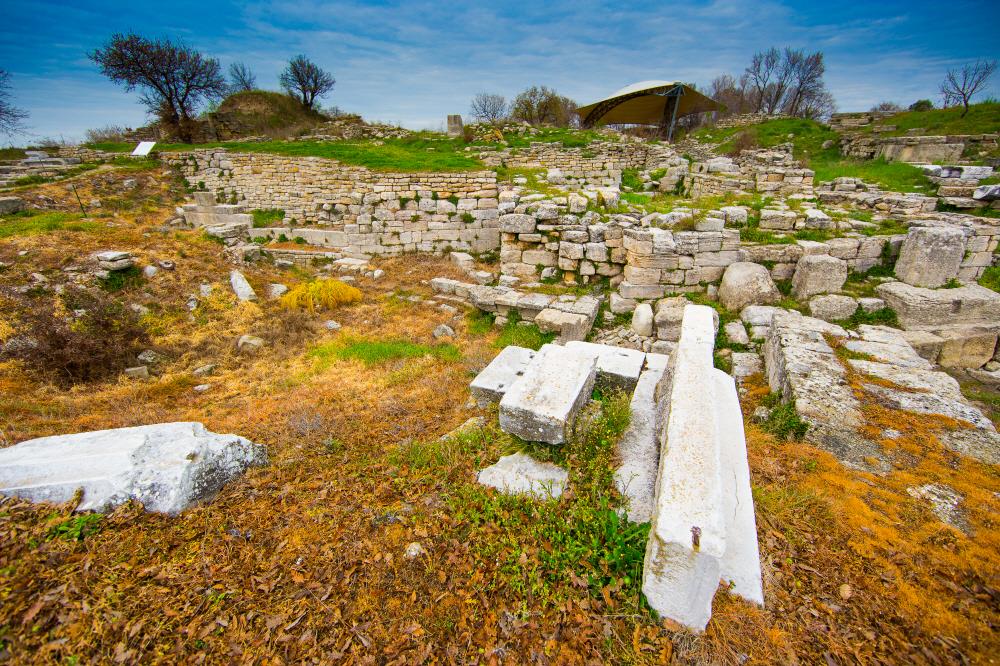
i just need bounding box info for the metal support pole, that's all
[667,92,681,143]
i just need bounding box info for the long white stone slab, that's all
[565,341,646,394]
[0,422,267,515]
[643,304,724,631]
[469,345,538,407]
[499,345,597,444]
[713,368,764,606]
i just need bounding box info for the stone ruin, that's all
[470,304,764,631]
[0,150,83,188]
[0,422,266,515]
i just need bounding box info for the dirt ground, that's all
[0,167,998,664]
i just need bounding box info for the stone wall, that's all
[164,150,501,257]
[840,133,999,162]
[478,141,677,186]
[828,111,896,133]
[683,150,814,199]
[713,113,788,129]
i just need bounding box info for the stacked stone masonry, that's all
[478,140,677,186]
[163,151,501,258]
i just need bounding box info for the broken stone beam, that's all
[642,304,726,632]
[712,368,764,606]
[615,352,671,524]
[565,341,646,394]
[499,345,597,444]
[0,422,267,515]
[469,345,538,407]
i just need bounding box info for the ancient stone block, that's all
[894,226,966,288]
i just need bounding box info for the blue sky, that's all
[1,0,998,143]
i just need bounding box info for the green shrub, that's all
[1,287,150,385]
[98,265,144,292]
[46,514,103,542]
[979,265,1000,293]
[251,208,285,227]
[761,399,809,441]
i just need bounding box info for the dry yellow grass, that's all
[278,278,363,312]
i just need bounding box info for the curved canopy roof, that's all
[576,81,722,127]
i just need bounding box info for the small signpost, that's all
[131,141,156,157]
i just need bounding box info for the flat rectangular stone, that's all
[469,346,538,407]
[565,341,646,393]
[499,345,597,444]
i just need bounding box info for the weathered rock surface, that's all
[808,294,858,322]
[876,281,1000,330]
[791,255,847,299]
[718,262,781,312]
[0,422,266,514]
[230,270,257,301]
[615,354,670,523]
[894,226,966,288]
[643,305,763,632]
[469,345,538,407]
[477,452,568,499]
[631,303,654,337]
[499,345,597,444]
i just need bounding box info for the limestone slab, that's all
[566,341,646,394]
[469,345,538,407]
[0,422,266,515]
[477,452,567,499]
[499,345,597,444]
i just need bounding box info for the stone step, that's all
[469,345,538,407]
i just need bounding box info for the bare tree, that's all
[0,69,28,136]
[228,62,257,92]
[870,101,902,113]
[745,48,781,113]
[782,50,825,117]
[510,86,577,127]
[280,55,335,109]
[798,89,836,121]
[940,59,997,116]
[709,74,750,115]
[469,93,508,123]
[90,33,227,142]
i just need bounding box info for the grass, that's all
[811,158,932,194]
[252,208,285,227]
[0,147,29,160]
[279,278,362,312]
[835,306,900,329]
[484,127,612,150]
[98,265,144,292]
[493,315,555,350]
[859,101,1000,137]
[309,335,461,367]
[87,134,486,172]
[45,514,103,542]
[980,265,1000,292]
[450,392,647,603]
[465,309,495,336]
[0,211,101,239]
[759,394,810,441]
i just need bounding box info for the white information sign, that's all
[131,141,156,157]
